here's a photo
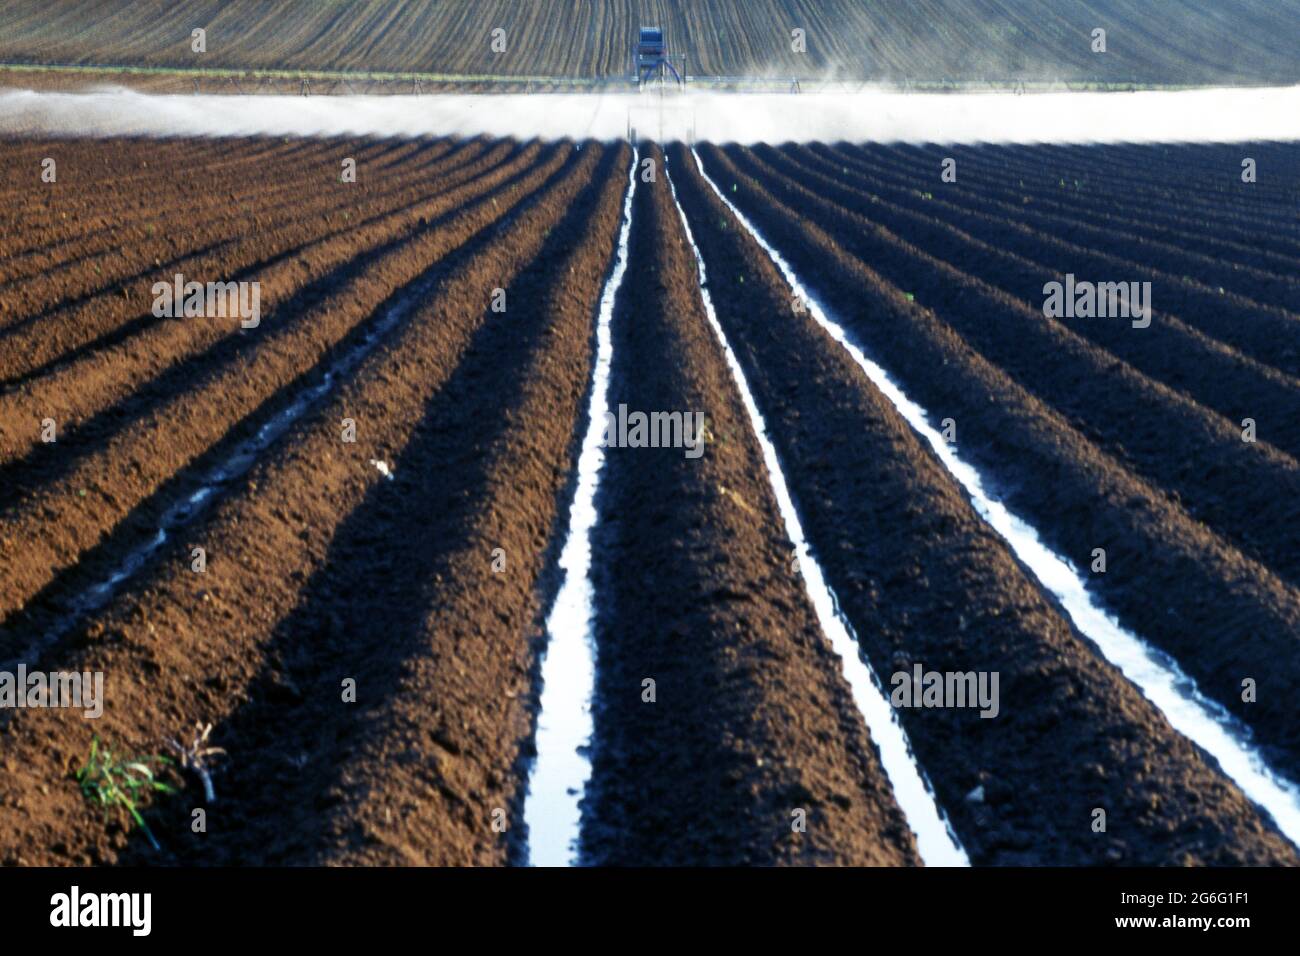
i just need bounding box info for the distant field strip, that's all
[1,0,1298,84]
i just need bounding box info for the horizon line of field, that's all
[0,61,1216,94]
[0,136,1294,868]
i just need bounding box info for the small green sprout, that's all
[76,736,177,851]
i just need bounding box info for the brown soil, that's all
[0,137,495,390]
[666,142,1297,865]
[731,144,1300,592]
[1,133,1297,868]
[0,140,628,865]
[700,141,1300,788]
[581,144,920,866]
[793,143,1300,462]
[0,139,567,642]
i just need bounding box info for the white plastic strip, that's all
[523,147,638,867]
[665,154,969,866]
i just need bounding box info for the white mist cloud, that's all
[2,85,1300,143]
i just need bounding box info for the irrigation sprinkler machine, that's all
[624,26,816,142]
[634,27,686,88]
[627,26,696,144]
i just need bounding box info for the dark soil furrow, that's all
[799,146,1300,445]
[582,144,920,867]
[816,142,1300,314]
[667,142,1298,865]
[0,138,448,283]
[0,138,413,317]
[700,142,1300,789]
[0,141,572,651]
[917,141,1300,249]
[801,144,1300,380]
[0,137,464,297]
[726,145,1300,593]
[0,137,499,378]
[915,142,1300,276]
[0,139,520,467]
[0,141,618,866]
[0,137,325,262]
[286,142,629,866]
[0,136,308,218]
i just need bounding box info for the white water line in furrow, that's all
[692,148,1300,850]
[523,147,638,867]
[664,156,969,867]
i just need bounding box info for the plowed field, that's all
[1,135,1298,866]
[2,0,1299,85]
